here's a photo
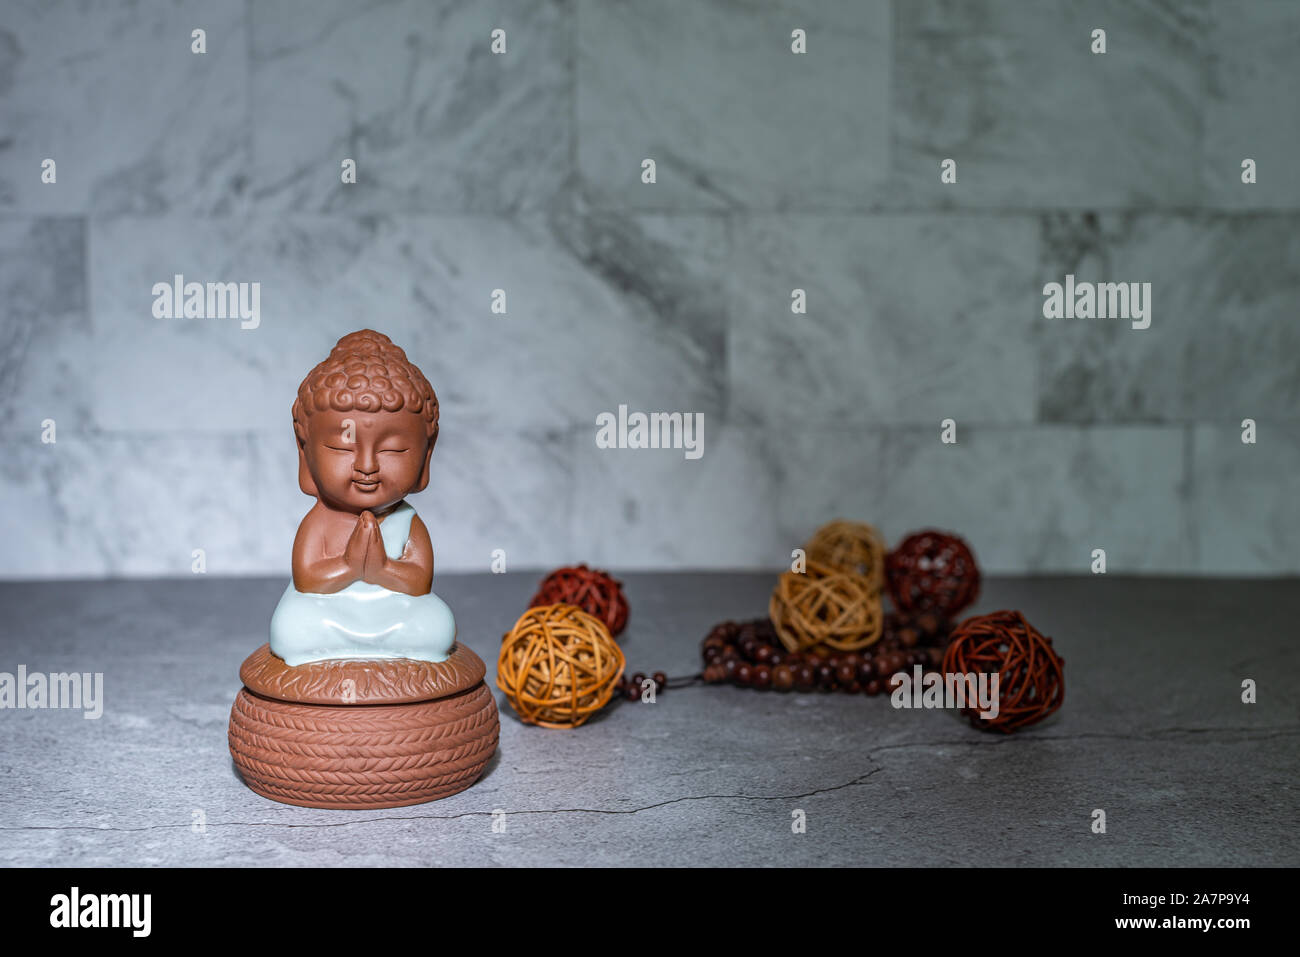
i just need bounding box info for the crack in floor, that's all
[0,767,884,832]
[4,725,1296,835]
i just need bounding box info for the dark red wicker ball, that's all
[529,564,629,637]
[886,529,980,617]
[942,610,1064,734]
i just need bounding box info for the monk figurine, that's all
[230,329,497,810]
[268,329,455,666]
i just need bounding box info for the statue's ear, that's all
[412,440,434,493]
[294,418,318,497]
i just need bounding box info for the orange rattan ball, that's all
[942,610,1065,734]
[769,560,884,653]
[497,604,626,729]
[804,519,887,586]
[529,564,629,637]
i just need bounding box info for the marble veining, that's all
[1,1,1297,577]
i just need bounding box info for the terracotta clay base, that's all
[228,644,499,810]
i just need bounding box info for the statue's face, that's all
[300,408,431,513]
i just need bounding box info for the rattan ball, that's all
[886,529,981,617]
[529,563,629,637]
[804,519,887,585]
[497,603,626,729]
[769,560,884,653]
[942,610,1065,734]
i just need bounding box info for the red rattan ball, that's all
[942,610,1064,734]
[886,529,980,617]
[529,564,629,637]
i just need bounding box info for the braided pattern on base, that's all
[239,642,485,705]
[228,682,499,809]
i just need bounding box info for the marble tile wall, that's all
[1,0,1296,578]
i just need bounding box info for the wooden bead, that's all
[772,665,795,691]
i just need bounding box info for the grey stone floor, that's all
[0,573,1296,867]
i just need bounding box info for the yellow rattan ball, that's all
[769,559,884,653]
[497,603,626,729]
[804,519,886,586]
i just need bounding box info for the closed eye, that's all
[325,446,352,452]
[379,448,409,453]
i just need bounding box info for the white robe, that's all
[269,501,456,666]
